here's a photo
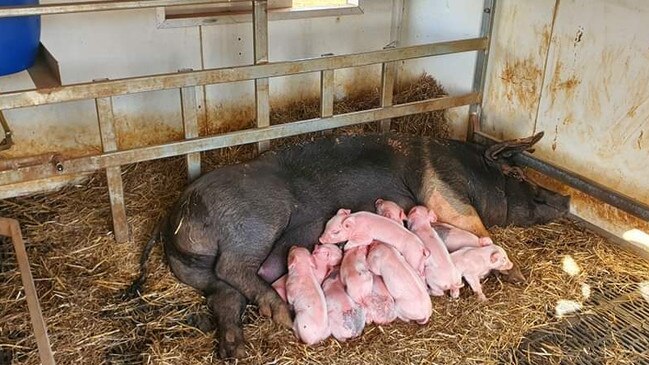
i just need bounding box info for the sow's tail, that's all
[120,217,167,300]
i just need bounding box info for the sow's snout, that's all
[506,179,571,226]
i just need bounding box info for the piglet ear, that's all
[337,208,351,216]
[490,251,501,264]
[342,216,356,229]
[399,210,407,221]
[428,210,438,223]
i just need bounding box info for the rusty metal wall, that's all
[483,0,649,252]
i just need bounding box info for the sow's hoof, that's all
[217,327,247,359]
[258,291,293,328]
[186,312,216,332]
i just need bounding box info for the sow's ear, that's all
[485,131,544,162]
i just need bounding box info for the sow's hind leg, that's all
[215,236,293,329]
[165,228,248,358]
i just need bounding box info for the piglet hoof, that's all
[217,327,247,359]
[477,293,488,302]
[478,237,493,246]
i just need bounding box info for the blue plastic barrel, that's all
[0,0,41,76]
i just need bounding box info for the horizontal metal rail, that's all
[0,0,250,18]
[473,131,649,222]
[0,93,479,186]
[0,38,487,110]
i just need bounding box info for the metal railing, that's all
[0,1,495,242]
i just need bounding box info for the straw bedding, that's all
[0,75,648,365]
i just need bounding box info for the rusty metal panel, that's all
[533,0,649,208]
[482,0,557,140]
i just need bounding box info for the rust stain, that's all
[548,62,581,109]
[205,104,256,136]
[0,142,98,160]
[539,24,552,59]
[586,85,602,118]
[0,123,102,160]
[114,118,184,150]
[554,77,580,91]
[551,125,558,151]
[600,49,616,101]
[626,104,639,118]
[499,57,544,112]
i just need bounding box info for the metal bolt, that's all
[55,162,64,172]
[484,8,491,13]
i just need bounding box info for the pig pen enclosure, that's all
[1,1,649,364]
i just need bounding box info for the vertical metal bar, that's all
[467,0,496,141]
[0,218,55,365]
[253,0,270,153]
[379,0,404,132]
[380,60,398,131]
[320,72,334,118]
[320,55,335,134]
[95,95,129,243]
[179,69,201,181]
